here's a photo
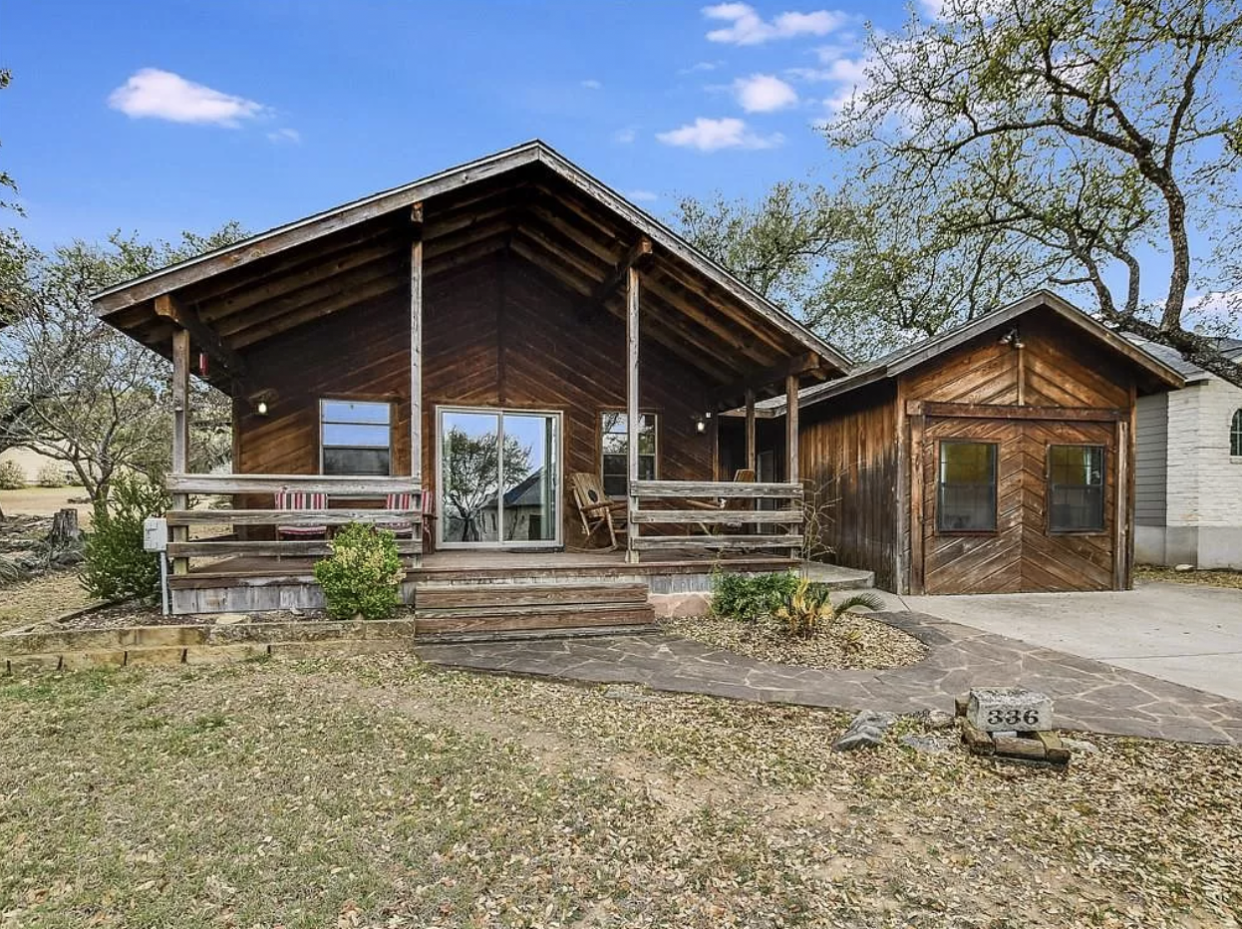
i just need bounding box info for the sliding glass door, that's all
[437,407,561,548]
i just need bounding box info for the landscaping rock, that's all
[966,687,1053,732]
[900,733,952,753]
[834,709,895,751]
[921,708,956,730]
[1062,737,1100,755]
[213,613,250,626]
[1173,563,1195,572]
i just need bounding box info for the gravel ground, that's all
[1136,564,1242,590]
[49,605,351,630]
[664,611,928,670]
[0,656,1237,928]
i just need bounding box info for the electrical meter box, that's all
[142,517,168,553]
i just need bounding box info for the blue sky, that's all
[0,1,915,249]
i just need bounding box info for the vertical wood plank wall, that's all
[796,382,900,590]
[233,252,717,546]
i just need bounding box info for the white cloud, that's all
[581,79,603,90]
[613,126,637,144]
[627,189,659,203]
[703,3,849,45]
[656,117,784,152]
[267,127,301,144]
[108,68,266,126]
[734,73,798,112]
[679,61,723,74]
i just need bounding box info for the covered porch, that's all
[92,142,848,617]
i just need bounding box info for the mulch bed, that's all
[46,604,343,631]
[1135,564,1242,590]
[663,611,928,670]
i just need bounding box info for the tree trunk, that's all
[47,508,81,549]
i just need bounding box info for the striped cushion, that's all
[275,490,327,537]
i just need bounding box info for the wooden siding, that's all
[917,416,1117,594]
[797,383,900,590]
[895,308,1135,594]
[234,251,717,546]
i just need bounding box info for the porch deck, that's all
[169,548,797,616]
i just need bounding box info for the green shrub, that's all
[773,578,885,639]
[313,523,406,620]
[0,460,27,489]
[36,463,66,488]
[709,570,800,623]
[80,474,170,602]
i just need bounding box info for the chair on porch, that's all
[570,472,627,551]
[685,468,757,535]
[378,491,417,539]
[274,489,329,558]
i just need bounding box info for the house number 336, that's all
[986,708,1042,726]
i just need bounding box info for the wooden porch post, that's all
[744,388,757,473]
[785,373,800,563]
[169,317,190,576]
[410,205,424,566]
[626,266,640,564]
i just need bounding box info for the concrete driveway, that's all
[898,582,1242,702]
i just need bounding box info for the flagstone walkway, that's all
[417,612,1242,745]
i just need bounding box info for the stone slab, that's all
[268,639,415,660]
[124,646,187,667]
[6,654,62,673]
[966,687,1053,732]
[184,643,270,665]
[61,650,127,671]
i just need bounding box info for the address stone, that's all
[966,687,1053,732]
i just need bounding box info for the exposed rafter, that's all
[579,236,653,320]
[153,294,247,378]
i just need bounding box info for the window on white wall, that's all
[1232,408,1242,457]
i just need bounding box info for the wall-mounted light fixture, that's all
[248,389,277,417]
[998,326,1025,350]
[695,411,712,434]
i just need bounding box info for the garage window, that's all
[1048,445,1105,532]
[936,441,998,533]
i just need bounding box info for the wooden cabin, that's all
[745,293,1184,595]
[92,141,850,623]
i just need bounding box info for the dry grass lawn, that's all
[1,655,1239,928]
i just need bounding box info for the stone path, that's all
[417,612,1242,745]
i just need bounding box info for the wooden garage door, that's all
[919,416,1118,594]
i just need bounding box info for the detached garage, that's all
[777,292,1184,595]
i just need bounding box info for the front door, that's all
[436,407,562,548]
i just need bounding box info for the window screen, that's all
[600,412,656,497]
[321,400,392,476]
[936,441,998,532]
[1048,445,1105,532]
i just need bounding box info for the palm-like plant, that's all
[773,579,885,639]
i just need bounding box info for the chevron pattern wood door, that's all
[920,417,1117,594]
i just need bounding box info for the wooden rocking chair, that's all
[685,468,757,535]
[570,472,627,551]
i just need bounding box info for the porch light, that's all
[695,418,707,434]
[249,389,277,417]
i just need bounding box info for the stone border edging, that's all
[0,618,419,674]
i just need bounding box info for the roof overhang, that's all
[756,290,1186,416]
[92,141,851,400]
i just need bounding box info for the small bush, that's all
[0,460,27,489]
[80,474,170,602]
[710,570,800,623]
[36,463,67,488]
[774,579,885,639]
[313,523,406,621]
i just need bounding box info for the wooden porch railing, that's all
[629,480,804,559]
[164,474,423,570]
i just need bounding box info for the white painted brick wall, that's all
[1166,378,1242,528]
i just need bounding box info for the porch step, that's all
[413,578,655,637]
[415,580,649,610]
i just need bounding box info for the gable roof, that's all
[1122,332,1242,384]
[756,290,1184,415]
[92,140,850,397]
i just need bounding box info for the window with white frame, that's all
[600,412,656,497]
[320,400,393,475]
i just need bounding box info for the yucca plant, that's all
[773,579,884,639]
